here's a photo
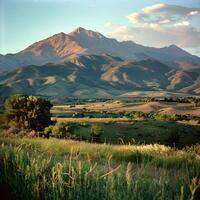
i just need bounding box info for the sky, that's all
[0,0,200,56]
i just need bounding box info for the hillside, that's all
[0,54,200,98]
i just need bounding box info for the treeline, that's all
[69,110,200,122]
[162,97,200,106]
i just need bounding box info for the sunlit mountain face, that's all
[0,28,200,98]
[0,27,200,72]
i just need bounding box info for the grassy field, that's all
[51,100,200,146]
[52,119,200,146]
[1,98,200,199]
[0,137,200,200]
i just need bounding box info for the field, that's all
[52,100,200,117]
[51,100,200,146]
[52,119,200,146]
[1,98,200,199]
[0,137,200,200]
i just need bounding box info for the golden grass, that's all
[53,117,131,123]
[52,101,200,116]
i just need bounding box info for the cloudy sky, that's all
[0,0,200,56]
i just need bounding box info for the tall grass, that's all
[0,137,200,199]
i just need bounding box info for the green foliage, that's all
[4,95,52,131]
[126,111,146,120]
[44,125,54,138]
[90,124,104,143]
[165,130,180,144]
[195,102,200,107]
[46,122,74,139]
[90,124,104,136]
[153,113,180,121]
[72,112,84,118]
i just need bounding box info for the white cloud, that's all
[159,19,171,24]
[174,21,190,27]
[188,11,199,16]
[106,22,200,48]
[106,3,200,55]
[142,3,200,16]
[142,3,165,13]
[127,4,200,29]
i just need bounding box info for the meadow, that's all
[1,98,200,199]
[0,137,200,200]
[51,100,200,146]
[52,119,200,146]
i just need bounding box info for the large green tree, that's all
[5,95,53,131]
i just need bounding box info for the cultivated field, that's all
[52,100,200,117]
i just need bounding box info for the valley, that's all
[1,25,200,200]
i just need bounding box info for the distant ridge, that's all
[0,54,200,98]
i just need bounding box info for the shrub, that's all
[80,122,90,127]
[128,111,146,120]
[72,112,84,118]
[47,122,74,139]
[90,124,104,143]
[44,125,54,138]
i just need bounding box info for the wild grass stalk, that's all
[0,137,200,199]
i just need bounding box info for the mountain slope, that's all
[0,55,199,98]
[1,27,200,71]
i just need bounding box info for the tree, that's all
[90,124,104,143]
[4,95,53,131]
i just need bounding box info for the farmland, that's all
[51,100,200,146]
[51,100,200,117]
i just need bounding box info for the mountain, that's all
[0,54,200,98]
[1,27,200,72]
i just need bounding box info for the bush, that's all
[80,122,90,127]
[44,125,54,138]
[45,122,74,139]
[90,124,104,143]
[72,112,84,118]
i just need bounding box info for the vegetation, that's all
[44,122,74,139]
[4,95,52,131]
[163,96,200,104]
[1,95,200,199]
[0,137,200,200]
[90,124,104,143]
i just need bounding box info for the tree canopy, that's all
[5,95,53,131]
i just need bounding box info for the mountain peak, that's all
[69,27,105,39]
[73,27,87,33]
[168,44,180,49]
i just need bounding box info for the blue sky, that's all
[0,0,200,55]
